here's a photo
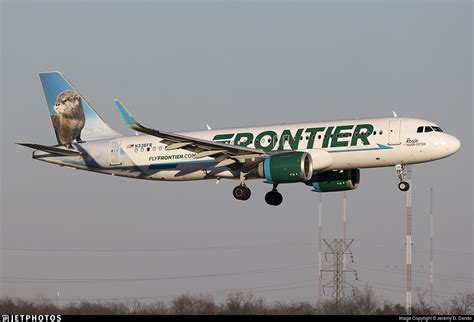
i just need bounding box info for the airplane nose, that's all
[433,134,460,159]
[451,135,461,153]
[444,134,461,154]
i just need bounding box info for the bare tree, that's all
[1,291,473,315]
[413,287,433,314]
[223,292,266,315]
[446,292,474,315]
[350,285,378,315]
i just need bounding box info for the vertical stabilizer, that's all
[39,71,119,147]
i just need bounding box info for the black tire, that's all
[265,191,275,205]
[398,181,410,191]
[241,186,251,200]
[273,192,283,206]
[265,191,283,206]
[233,186,246,200]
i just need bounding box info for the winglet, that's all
[392,110,398,117]
[114,99,138,126]
[114,99,163,137]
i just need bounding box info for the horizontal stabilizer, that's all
[17,142,82,157]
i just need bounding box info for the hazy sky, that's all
[1,0,472,305]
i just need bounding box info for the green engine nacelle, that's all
[257,152,313,184]
[307,169,360,192]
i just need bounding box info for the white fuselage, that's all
[34,117,460,182]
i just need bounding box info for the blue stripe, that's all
[263,157,273,183]
[328,144,393,153]
[148,159,217,170]
[149,163,178,170]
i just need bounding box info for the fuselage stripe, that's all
[328,144,393,153]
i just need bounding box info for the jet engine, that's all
[306,169,360,192]
[257,152,313,184]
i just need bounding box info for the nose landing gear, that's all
[398,181,410,192]
[395,164,410,191]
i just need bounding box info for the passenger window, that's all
[417,126,424,133]
[379,130,383,135]
[373,131,376,135]
[425,126,433,132]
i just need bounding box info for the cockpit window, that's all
[418,126,443,133]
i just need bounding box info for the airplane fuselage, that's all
[33,116,460,182]
[22,71,462,205]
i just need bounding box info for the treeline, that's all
[1,287,473,315]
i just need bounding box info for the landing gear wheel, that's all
[241,186,251,200]
[265,191,283,206]
[395,164,411,192]
[398,181,410,191]
[233,185,251,201]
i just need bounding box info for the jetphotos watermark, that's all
[2,315,61,322]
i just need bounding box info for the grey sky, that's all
[1,0,472,304]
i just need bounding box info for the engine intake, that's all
[258,152,313,184]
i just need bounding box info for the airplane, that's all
[18,72,461,206]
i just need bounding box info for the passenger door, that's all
[109,140,122,166]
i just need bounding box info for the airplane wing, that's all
[114,100,267,168]
[17,142,82,156]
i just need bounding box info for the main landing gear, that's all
[395,164,410,191]
[233,170,252,201]
[233,184,251,201]
[232,170,284,205]
[265,184,283,206]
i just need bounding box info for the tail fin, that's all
[39,71,119,146]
